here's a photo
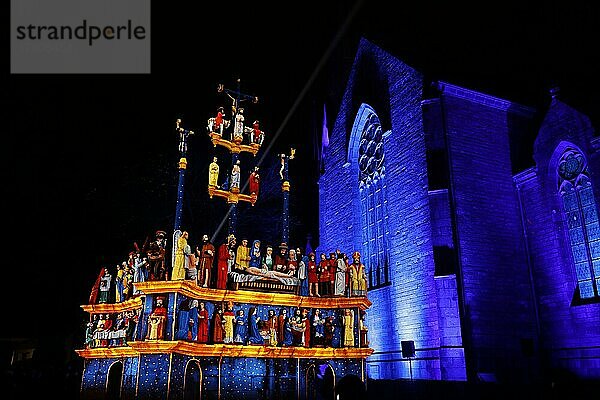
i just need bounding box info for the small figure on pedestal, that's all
[249,166,260,197]
[208,107,229,135]
[230,160,241,190]
[176,118,194,154]
[208,157,220,188]
[233,108,245,142]
[279,153,286,180]
[251,120,264,145]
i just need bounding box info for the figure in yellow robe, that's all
[342,309,355,347]
[172,231,190,280]
[350,251,368,296]
[208,157,219,187]
[223,306,235,344]
[235,239,250,270]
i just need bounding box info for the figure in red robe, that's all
[307,253,319,297]
[216,235,236,289]
[251,120,264,145]
[212,307,225,343]
[249,166,260,197]
[197,302,209,343]
[277,308,288,346]
[318,253,330,296]
[215,107,224,130]
[328,252,337,297]
[199,234,215,287]
[303,309,311,347]
[147,297,168,340]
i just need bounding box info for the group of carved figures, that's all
[172,233,368,297]
[84,310,140,348]
[90,230,169,304]
[208,156,260,194]
[90,229,369,305]
[150,298,370,348]
[207,106,265,146]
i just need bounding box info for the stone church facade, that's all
[318,38,600,383]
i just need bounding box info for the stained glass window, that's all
[357,109,390,289]
[558,148,600,299]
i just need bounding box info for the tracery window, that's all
[358,110,390,289]
[558,148,600,299]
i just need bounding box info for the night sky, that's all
[5,0,600,354]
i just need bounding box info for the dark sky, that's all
[5,0,600,349]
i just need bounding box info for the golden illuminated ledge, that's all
[133,281,372,310]
[208,186,257,205]
[75,346,138,359]
[76,341,373,360]
[209,132,260,155]
[81,297,143,314]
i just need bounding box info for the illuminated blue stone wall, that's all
[81,357,138,399]
[122,356,140,399]
[137,354,170,399]
[319,38,443,380]
[516,98,600,379]
[319,38,600,383]
[166,355,219,400]
[440,85,539,382]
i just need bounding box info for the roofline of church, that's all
[436,81,537,117]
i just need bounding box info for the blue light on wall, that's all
[557,147,600,299]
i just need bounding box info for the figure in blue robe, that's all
[247,307,264,345]
[249,240,262,269]
[187,300,198,341]
[176,307,190,340]
[283,317,294,346]
[233,310,247,344]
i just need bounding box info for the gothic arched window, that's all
[358,109,390,289]
[558,148,600,299]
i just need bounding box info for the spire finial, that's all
[549,86,560,99]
